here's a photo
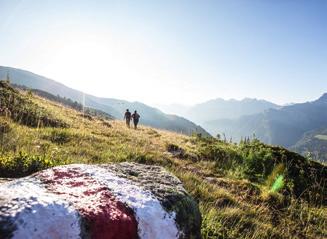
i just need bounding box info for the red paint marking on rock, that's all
[38,167,138,239]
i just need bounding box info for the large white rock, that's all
[0,163,201,239]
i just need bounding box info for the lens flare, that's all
[270,175,284,193]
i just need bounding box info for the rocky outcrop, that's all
[0,163,201,239]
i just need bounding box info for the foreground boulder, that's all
[0,163,201,239]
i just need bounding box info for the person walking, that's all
[131,110,140,129]
[124,109,131,128]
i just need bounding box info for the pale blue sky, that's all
[0,0,326,105]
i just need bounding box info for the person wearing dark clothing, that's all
[124,109,131,128]
[131,110,140,129]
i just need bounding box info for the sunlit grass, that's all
[0,84,326,239]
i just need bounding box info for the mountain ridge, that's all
[318,93,327,102]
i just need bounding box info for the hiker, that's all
[131,110,140,129]
[124,109,131,128]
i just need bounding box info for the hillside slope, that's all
[291,128,327,163]
[0,82,326,239]
[0,66,209,136]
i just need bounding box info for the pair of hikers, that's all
[124,109,140,129]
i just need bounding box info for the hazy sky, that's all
[0,0,326,105]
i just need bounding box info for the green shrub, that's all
[0,118,11,134]
[0,81,68,128]
[166,143,185,158]
[47,129,71,144]
[240,143,276,182]
[0,152,55,177]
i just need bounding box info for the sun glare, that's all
[32,31,175,104]
[29,31,199,105]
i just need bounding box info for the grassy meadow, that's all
[0,81,326,239]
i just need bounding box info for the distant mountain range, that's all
[159,98,280,124]
[158,86,327,163]
[158,98,281,143]
[203,95,327,162]
[187,98,280,124]
[204,94,327,144]
[0,66,209,136]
